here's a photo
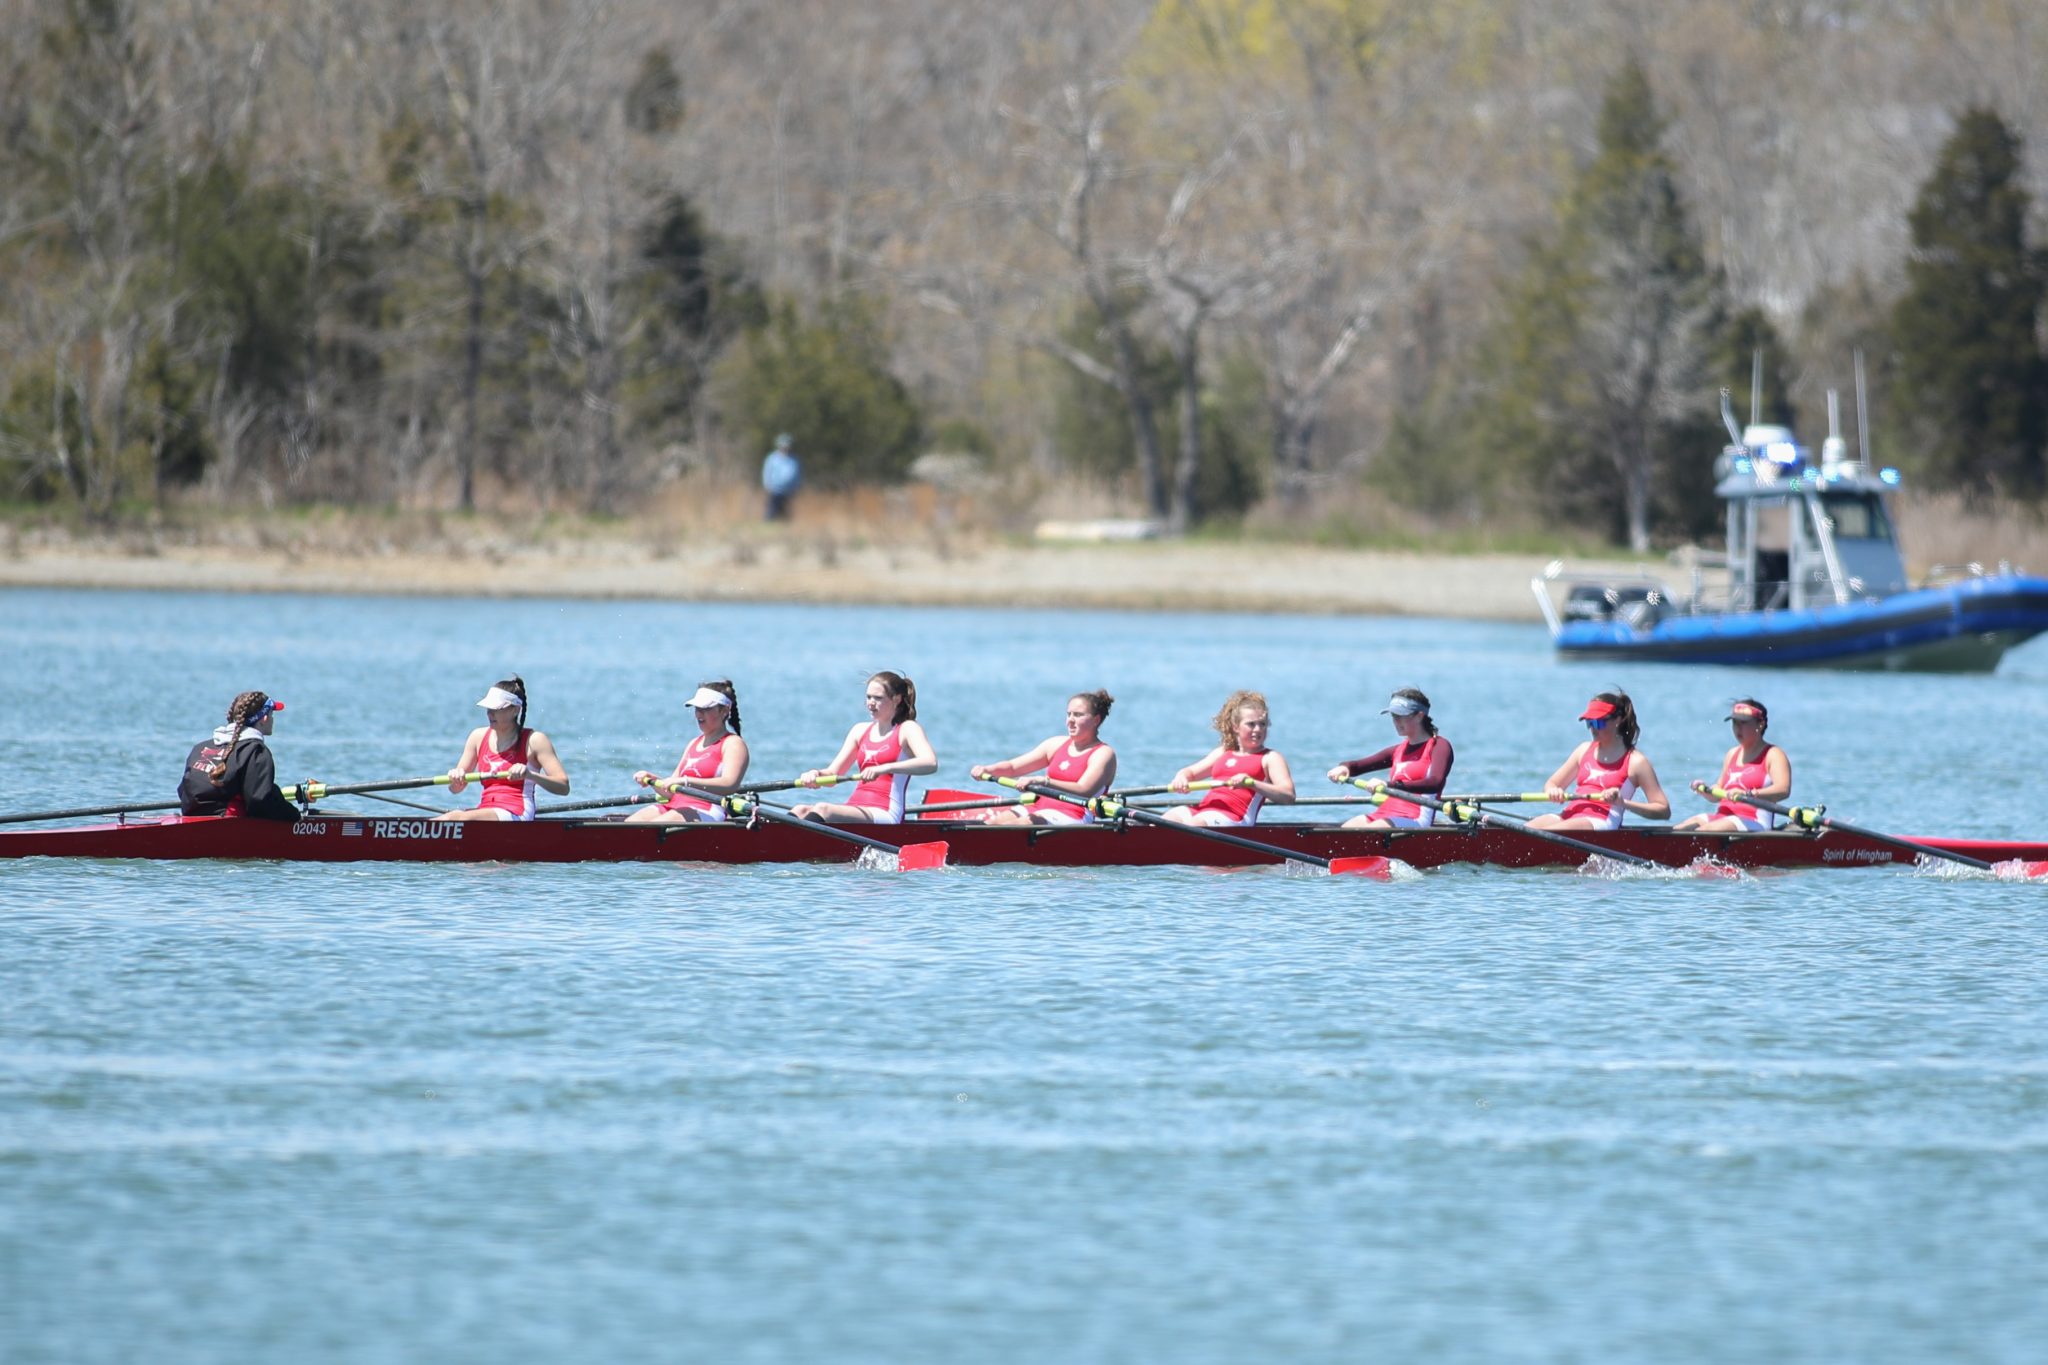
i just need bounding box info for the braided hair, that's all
[209,690,272,784]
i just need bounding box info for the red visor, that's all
[1578,699,1616,721]
[1725,703,1764,722]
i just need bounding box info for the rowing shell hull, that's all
[3,814,2043,870]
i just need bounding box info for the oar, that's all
[907,795,1036,816]
[0,773,486,826]
[1358,780,1662,870]
[1712,788,2033,875]
[1442,792,1552,805]
[996,779,1390,878]
[1107,781,1222,798]
[536,793,664,816]
[0,796,184,826]
[670,782,948,870]
[278,772,487,803]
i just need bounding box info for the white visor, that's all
[1381,695,1428,716]
[476,686,523,711]
[687,686,733,710]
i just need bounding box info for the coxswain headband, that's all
[476,686,523,711]
[1381,694,1428,716]
[686,687,733,710]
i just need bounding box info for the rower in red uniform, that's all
[1676,698,1791,832]
[627,680,750,824]
[438,677,570,822]
[970,690,1118,825]
[178,690,306,820]
[1162,689,1296,827]
[791,671,938,824]
[1530,690,1670,830]
[1326,687,1454,829]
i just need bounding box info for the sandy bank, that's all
[0,533,1558,621]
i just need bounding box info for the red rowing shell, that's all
[4,813,2044,870]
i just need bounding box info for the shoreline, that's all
[0,536,1558,620]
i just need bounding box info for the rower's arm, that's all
[526,730,572,796]
[1623,753,1671,821]
[1541,745,1585,802]
[1332,743,1398,780]
[688,736,751,796]
[972,739,1054,782]
[1173,747,1224,790]
[446,728,485,794]
[892,720,940,777]
[1252,750,1297,804]
[1755,748,1793,803]
[1037,743,1115,799]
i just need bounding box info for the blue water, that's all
[3,589,2046,1364]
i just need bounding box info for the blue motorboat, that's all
[1534,390,2048,671]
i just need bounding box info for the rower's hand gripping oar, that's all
[1704,787,2039,875]
[994,778,1391,878]
[1351,779,1663,870]
[668,782,948,870]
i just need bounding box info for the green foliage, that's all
[712,297,924,484]
[1891,107,2047,499]
[623,194,764,439]
[1718,307,1797,430]
[1393,60,1725,549]
[1046,300,1267,521]
[926,417,995,456]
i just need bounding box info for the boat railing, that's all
[1923,560,2016,587]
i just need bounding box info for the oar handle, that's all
[536,793,662,816]
[908,795,1033,815]
[1441,792,1553,804]
[1704,787,1824,828]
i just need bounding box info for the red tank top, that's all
[849,724,907,817]
[1035,739,1111,820]
[1713,744,1776,824]
[662,733,729,812]
[477,728,535,818]
[1561,745,1635,825]
[1375,736,1442,822]
[1193,749,1269,823]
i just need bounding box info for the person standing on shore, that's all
[761,434,800,522]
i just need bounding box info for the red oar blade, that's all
[1998,859,2048,880]
[1328,855,1394,880]
[896,841,950,870]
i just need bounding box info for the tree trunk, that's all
[1169,325,1202,533]
[458,201,484,514]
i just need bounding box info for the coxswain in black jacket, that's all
[179,710,300,820]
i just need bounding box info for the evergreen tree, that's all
[1456,61,1724,551]
[1891,108,2047,499]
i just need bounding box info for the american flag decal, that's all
[341,821,363,836]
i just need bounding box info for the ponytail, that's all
[1594,689,1641,750]
[871,670,916,722]
[209,691,271,785]
[493,676,529,731]
[702,678,741,735]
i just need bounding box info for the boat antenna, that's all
[1750,349,1762,426]
[1719,388,1743,447]
[1854,348,1870,465]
